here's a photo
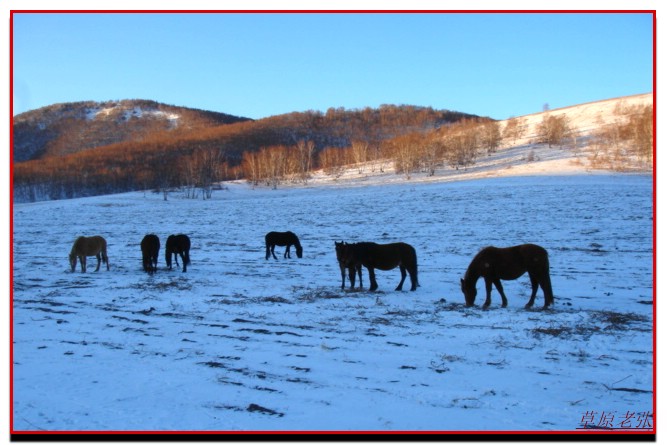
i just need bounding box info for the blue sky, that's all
[12,12,653,120]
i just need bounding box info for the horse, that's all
[69,235,109,273]
[335,241,363,290]
[166,234,191,272]
[460,244,554,309]
[337,242,418,291]
[265,231,303,260]
[140,234,160,274]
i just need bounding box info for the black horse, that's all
[337,241,418,291]
[140,234,160,274]
[265,231,303,260]
[166,234,191,272]
[460,244,554,309]
[335,241,363,290]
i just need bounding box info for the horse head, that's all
[69,253,77,272]
[335,241,346,263]
[461,277,477,307]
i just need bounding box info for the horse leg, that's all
[408,265,418,291]
[95,253,102,272]
[348,266,356,289]
[540,270,555,308]
[357,265,363,289]
[395,265,407,291]
[525,273,540,308]
[270,245,278,260]
[368,267,378,291]
[284,245,291,259]
[492,279,508,307]
[482,277,493,307]
[80,256,87,273]
[339,264,347,290]
[180,253,187,272]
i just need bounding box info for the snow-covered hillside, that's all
[299,93,653,190]
[12,171,654,434]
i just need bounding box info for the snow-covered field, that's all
[12,172,654,434]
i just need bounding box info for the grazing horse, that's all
[338,242,418,291]
[335,241,363,290]
[166,234,191,272]
[460,244,554,309]
[69,236,109,273]
[141,234,160,274]
[265,231,303,260]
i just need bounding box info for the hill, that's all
[12,99,252,163]
[297,93,653,189]
[12,103,478,202]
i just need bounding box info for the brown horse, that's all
[166,234,191,272]
[460,244,554,309]
[69,236,109,273]
[335,241,363,290]
[141,234,160,274]
[338,242,418,291]
[265,231,303,260]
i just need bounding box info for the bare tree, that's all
[350,140,369,173]
[443,124,478,170]
[479,121,502,155]
[537,114,571,147]
[389,133,420,179]
[502,116,526,146]
[296,139,315,183]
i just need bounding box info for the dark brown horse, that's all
[265,231,303,260]
[166,234,191,272]
[335,241,363,290]
[337,242,418,291]
[141,234,160,274]
[69,236,109,273]
[460,244,554,309]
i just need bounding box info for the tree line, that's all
[13,102,653,202]
[13,105,475,201]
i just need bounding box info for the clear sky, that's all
[12,12,654,120]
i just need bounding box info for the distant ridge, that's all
[12,99,251,162]
[12,94,652,203]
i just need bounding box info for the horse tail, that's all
[165,247,172,268]
[101,239,109,269]
[404,243,419,289]
[412,246,419,287]
[542,255,554,306]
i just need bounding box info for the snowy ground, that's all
[11,172,654,434]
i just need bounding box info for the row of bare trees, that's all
[589,104,654,169]
[386,119,503,179]
[241,140,315,189]
[240,119,505,185]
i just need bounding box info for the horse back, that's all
[167,234,190,252]
[354,242,416,270]
[266,231,298,246]
[178,234,191,250]
[141,234,160,252]
[475,244,548,279]
[72,235,107,256]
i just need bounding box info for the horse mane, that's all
[464,246,492,281]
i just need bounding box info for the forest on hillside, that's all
[13,105,475,201]
[12,102,653,202]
